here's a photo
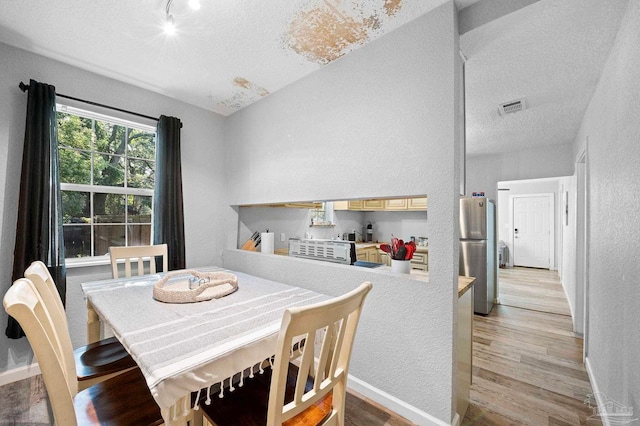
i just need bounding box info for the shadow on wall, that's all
[0,88,35,375]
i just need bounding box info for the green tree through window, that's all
[57,107,156,259]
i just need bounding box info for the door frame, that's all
[576,142,589,355]
[509,193,555,269]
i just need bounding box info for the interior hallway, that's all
[464,267,599,425]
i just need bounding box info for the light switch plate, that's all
[280,233,286,241]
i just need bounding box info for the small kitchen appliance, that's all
[365,222,373,242]
[289,239,356,265]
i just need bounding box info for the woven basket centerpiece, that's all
[153,270,238,304]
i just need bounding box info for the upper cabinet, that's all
[363,199,385,210]
[384,199,408,210]
[335,197,427,211]
[407,197,428,210]
[253,197,428,211]
[246,202,322,208]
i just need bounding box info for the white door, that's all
[513,196,550,268]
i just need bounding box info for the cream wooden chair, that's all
[24,261,137,390]
[109,244,168,278]
[199,281,372,426]
[3,278,163,425]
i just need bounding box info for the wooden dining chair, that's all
[4,278,163,425]
[109,243,168,278]
[24,261,137,391]
[198,281,373,426]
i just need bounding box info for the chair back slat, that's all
[294,331,315,404]
[109,244,168,278]
[327,316,348,382]
[267,281,372,426]
[4,279,78,425]
[24,261,77,392]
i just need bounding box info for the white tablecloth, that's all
[82,267,329,422]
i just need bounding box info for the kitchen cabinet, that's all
[335,200,380,210]
[356,246,379,263]
[384,199,408,210]
[248,202,322,209]
[336,197,427,211]
[333,201,349,210]
[348,200,363,210]
[410,250,428,271]
[362,199,385,210]
[378,250,391,266]
[407,197,428,210]
[457,282,473,420]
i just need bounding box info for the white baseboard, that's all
[451,413,460,426]
[0,363,40,387]
[583,356,629,426]
[559,278,577,333]
[584,357,607,426]
[347,374,452,426]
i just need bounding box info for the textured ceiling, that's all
[461,0,629,156]
[0,0,449,116]
[0,0,630,158]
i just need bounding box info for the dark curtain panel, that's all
[7,80,66,339]
[153,115,185,270]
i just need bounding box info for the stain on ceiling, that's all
[283,0,403,65]
[0,0,449,116]
[0,0,629,160]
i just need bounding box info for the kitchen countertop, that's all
[355,242,428,252]
[272,247,469,295]
[458,276,475,297]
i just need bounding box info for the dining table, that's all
[81,266,331,425]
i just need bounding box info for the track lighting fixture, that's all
[164,0,176,35]
[163,0,200,35]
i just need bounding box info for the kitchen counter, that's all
[355,242,428,252]
[371,265,472,293]
[458,276,475,297]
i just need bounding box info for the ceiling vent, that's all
[498,98,526,116]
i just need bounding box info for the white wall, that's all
[364,211,429,243]
[466,143,574,202]
[0,42,225,376]
[237,207,365,250]
[223,2,461,423]
[237,206,427,251]
[572,0,640,415]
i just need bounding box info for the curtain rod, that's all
[19,81,159,123]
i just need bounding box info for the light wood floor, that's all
[1,267,597,426]
[463,267,599,425]
[498,267,572,316]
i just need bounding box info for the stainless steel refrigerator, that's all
[459,197,497,315]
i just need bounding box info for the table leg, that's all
[192,410,204,426]
[86,299,101,344]
[162,396,205,426]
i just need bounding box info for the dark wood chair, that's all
[24,261,137,390]
[3,278,162,425]
[198,282,372,426]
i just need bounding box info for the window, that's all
[57,106,156,259]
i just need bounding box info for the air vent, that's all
[498,99,526,116]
